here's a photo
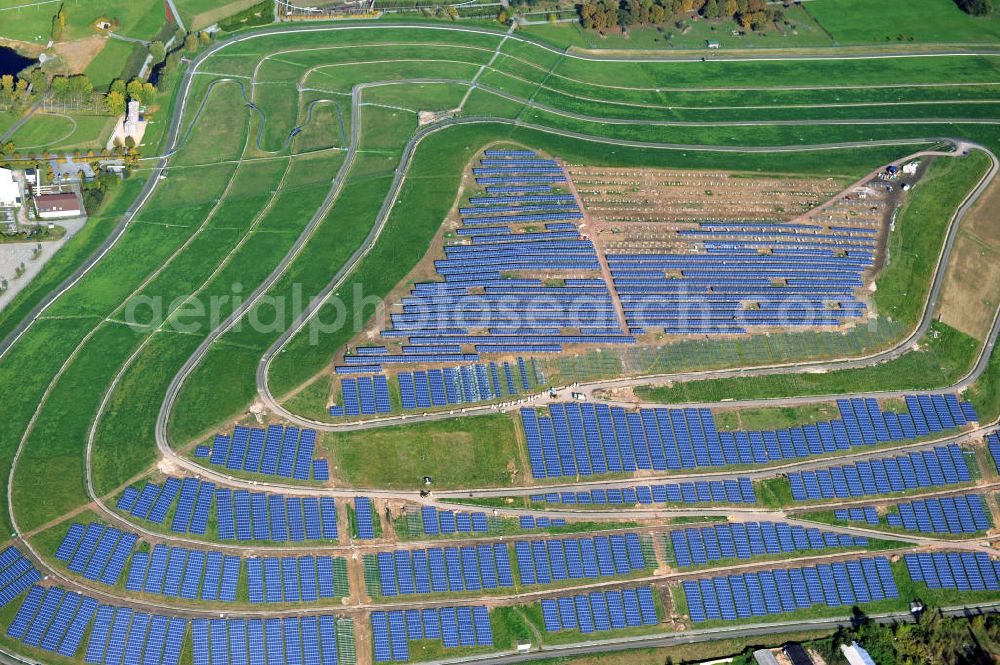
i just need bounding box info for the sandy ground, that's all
[50,35,107,75]
[0,214,87,312]
[938,175,1000,340]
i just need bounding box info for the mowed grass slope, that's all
[805,0,1000,45]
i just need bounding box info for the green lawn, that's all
[62,0,168,41]
[321,413,522,489]
[876,152,993,327]
[0,0,60,42]
[714,403,842,432]
[806,0,1000,45]
[82,38,139,89]
[8,112,114,151]
[634,321,977,404]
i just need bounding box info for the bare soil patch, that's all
[938,176,1000,339]
[51,35,107,75]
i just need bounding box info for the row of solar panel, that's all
[834,506,881,525]
[684,557,898,623]
[885,494,990,534]
[529,478,757,505]
[514,534,647,585]
[329,375,392,416]
[207,425,320,481]
[192,615,345,665]
[0,546,42,611]
[987,431,1000,474]
[372,606,492,662]
[54,522,137,586]
[540,587,658,633]
[356,497,376,539]
[398,359,531,411]
[119,478,339,542]
[117,478,215,535]
[6,585,187,665]
[519,516,566,529]
[339,155,635,360]
[218,488,339,542]
[375,544,513,596]
[904,551,1000,591]
[521,397,974,479]
[126,545,239,602]
[420,506,490,535]
[245,555,346,603]
[669,521,868,567]
[788,444,970,501]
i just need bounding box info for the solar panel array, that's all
[373,544,514,596]
[788,444,970,501]
[514,534,648,585]
[522,396,975,479]
[54,522,137,586]
[333,151,637,370]
[247,555,349,603]
[904,551,1000,591]
[530,477,756,505]
[356,497,376,539]
[1,582,188,664]
[329,375,393,416]
[540,587,658,633]
[120,478,338,543]
[668,521,868,567]
[420,507,491,536]
[372,606,492,662]
[885,494,990,533]
[519,516,566,529]
[684,556,898,622]
[987,431,1000,474]
[607,208,885,333]
[191,615,347,665]
[834,507,881,525]
[216,488,339,543]
[395,359,534,411]
[0,547,42,609]
[206,425,322,480]
[125,544,242,602]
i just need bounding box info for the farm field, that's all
[0,16,996,665]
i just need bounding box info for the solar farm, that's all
[0,7,998,665]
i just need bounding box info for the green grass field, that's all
[82,38,136,89]
[635,321,978,404]
[321,414,521,489]
[805,0,1000,46]
[8,112,114,151]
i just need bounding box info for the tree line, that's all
[579,0,786,33]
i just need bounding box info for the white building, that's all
[841,641,877,665]
[0,168,20,208]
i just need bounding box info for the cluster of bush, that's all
[578,0,785,34]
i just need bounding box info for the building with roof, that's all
[0,168,20,208]
[34,192,81,219]
[753,649,780,665]
[841,641,877,665]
